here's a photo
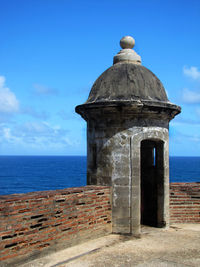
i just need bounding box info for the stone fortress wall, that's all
[0,186,111,265]
[0,183,199,265]
[170,183,200,223]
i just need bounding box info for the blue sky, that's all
[0,0,200,156]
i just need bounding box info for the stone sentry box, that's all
[76,36,181,236]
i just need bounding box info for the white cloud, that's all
[3,127,11,140]
[14,121,66,138]
[0,121,79,153]
[0,76,19,113]
[182,88,200,103]
[0,126,21,144]
[183,66,200,80]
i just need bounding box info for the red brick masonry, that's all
[0,186,111,264]
[0,183,200,265]
[170,183,200,223]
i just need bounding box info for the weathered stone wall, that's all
[170,183,200,223]
[87,107,170,235]
[0,186,111,266]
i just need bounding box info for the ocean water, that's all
[0,156,87,195]
[0,156,199,196]
[169,157,200,183]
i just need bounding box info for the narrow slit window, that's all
[153,147,156,166]
[92,144,97,169]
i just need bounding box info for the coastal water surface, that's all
[0,156,199,195]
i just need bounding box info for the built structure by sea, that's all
[0,36,199,266]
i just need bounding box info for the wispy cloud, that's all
[183,66,200,80]
[0,76,19,113]
[33,84,59,96]
[21,106,49,120]
[196,108,200,118]
[0,121,78,149]
[171,116,200,126]
[189,135,200,142]
[180,132,200,143]
[169,126,200,144]
[14,121,67,139]
[57,109,81,121]
[182,88,200,104]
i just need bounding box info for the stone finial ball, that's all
[120,36,135,49]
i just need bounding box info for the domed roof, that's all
[76,36,181,117]
[86,63,168,104]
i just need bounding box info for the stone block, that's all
[112,224,130,234]
[113,185,130,195]
[112,206,130,218]
[112,177,129,186]
[113,196,130,208]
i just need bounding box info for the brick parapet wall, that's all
[0,186,111,265]
[1,182,200,265]
[170,183,200,223]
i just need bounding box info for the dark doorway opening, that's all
[141,140,165,227]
